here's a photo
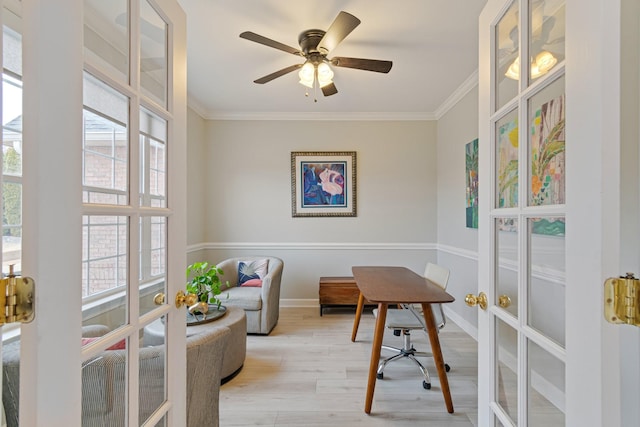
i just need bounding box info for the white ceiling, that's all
[178,0,488,120]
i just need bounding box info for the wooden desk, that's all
[351,266,455,415]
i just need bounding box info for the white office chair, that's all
[373,262,451,389]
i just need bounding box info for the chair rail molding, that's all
[189,242,437,252]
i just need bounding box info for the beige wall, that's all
[435,87,480,332]
[187,118,439,300]
[187,108,207,246]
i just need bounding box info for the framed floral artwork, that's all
[291,151,356,217]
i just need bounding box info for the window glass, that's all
[527,339,566,425]
[140,107,167,208]
[82,215,128,298]
[83,73,129,205]
[140,0,167,106]
[495,0,519,111]
[496,318,518,424]
[139,216,166,317]
[528,0,565,85]
[528,216,565,347]
[496,217,518,318]
[528,77,565,206]
[496,109,519,208]
[83,0,129,80]
[2,73,22,275]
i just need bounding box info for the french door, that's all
[478,1,640,426]
[477,1,567,425]
[1,0,187,425]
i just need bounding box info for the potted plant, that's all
[186,261,228,310]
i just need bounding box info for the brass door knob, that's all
[498,295,511,308]
[175,290,198,309]
[465,292,488,310]
[153,293,165,305]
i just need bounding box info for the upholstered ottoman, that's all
[143,306,247,381]
[188,306,246,381]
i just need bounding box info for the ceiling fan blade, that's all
[331,57,393,73]
[317,11,361,55]
[321,83,338,97]
[240,31,303,56]
[253,64,302,84]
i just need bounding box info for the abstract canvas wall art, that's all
[466,138,479,228]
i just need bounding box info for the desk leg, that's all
[351,291,365,342]
[422,303,454,414]
[365,302,387,414]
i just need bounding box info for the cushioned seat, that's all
[223,286,262,311]
[216,256,284,335]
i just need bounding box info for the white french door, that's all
[478,1,640,426]
[477,1,567,425]
[1,0,187,425]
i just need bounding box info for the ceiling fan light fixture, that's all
[505,56,520,80]
[317,62,334,88]
[535,50,557,74]
[298,62,315,88]
[505,50,557,81]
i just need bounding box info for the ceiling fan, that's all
[239,11,393,97]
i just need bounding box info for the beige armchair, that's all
[216,256,284,335]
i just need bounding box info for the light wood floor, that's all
[220,306,478,426]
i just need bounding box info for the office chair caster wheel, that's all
[377,372,384,380]
[445,363,450,372]
[423,381,431,389]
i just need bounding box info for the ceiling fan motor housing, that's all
[298,29,326,55]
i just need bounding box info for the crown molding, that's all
[433,70,479,120]
[186,69,479,122]
[201,111,437,121]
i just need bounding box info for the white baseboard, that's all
[280,299,319,308]
[443,305,478,341]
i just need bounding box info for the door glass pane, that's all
[496,0,519,110]
[140,0,167,107]
[83,73,129,205]
[84,0,129,80]
[3,74,22,275]
[1,10,22,425]
[496,318,518,424]
[528,77,565,206]
[140,216,166,316]
[139,327,166,424]
[140,107,167,208]
[82,215,128,330]
[497,218,518,317]
[527,339,565,425]
[153,415,167,427]
[3,25,23,277]
[528,0,565,85]
[529,217,565,346]
[496,109,519,208]
[82,340,127,426]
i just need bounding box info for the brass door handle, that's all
[175,290,198,309]
[498,295,511,308]
[153,293,165,305]
[465,292,488,310]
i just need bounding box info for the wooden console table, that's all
[318,276,375,316]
